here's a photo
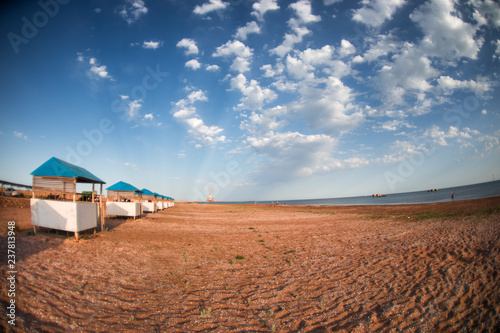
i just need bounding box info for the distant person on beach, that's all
[451,193,455,200]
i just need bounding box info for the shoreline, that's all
[196,196,492,206]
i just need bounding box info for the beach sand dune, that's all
[1,197,500,332]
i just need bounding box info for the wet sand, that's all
[1,197,500,332]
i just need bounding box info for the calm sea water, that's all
[211,180,500,206]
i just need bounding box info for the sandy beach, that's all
[1,196,500,332]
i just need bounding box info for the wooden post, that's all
[100,183,104,231]
[32,176,36,234]
[73,179,76,203]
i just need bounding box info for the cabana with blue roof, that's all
[30,157,106,241]
[141,188,157,213]
[165,196,175,208]
[154,193,165,210]
[106,181,143,219]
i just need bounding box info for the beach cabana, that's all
[168,196,175,207]
[154,193,164,210]
[141,188,157,213]
[106,181,143,219]
[30,157,105,241]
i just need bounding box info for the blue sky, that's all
[1,0,499,201]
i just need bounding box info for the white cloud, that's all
[353,0,406,28]
[171,89,226,146]
[187,90,208,103]
[142,41,163,49]
[173,90,207,118]
[118,0,148,24]
[410,0,482,61]
[493,39,500,60]
[422,125,478,147]
[213,40,253,73]
[90,64,112,80]
[374,119,415,132]
[270,25,311,57]
[375,140,430,165]
[206,64,220,71]
[261,64,277,77]
[470,0,500,28]
[289,76,364,134]
[338,39,356,58]
[270,0,320,58]
[185,117,226,145]
[246,131,343,181]
[251,0,280,21]
[290,0,321,24]
[193,0,229,15]
[173,106,196,119]
[234,21,261,40]
[362,0,486,112]
[376,44,437,107]
[474,134,500,157]
[288,45,351,78]
[230,74,277,110]
[185,59,201,70]
[300,45,334,65]
[127,100,142,120]
[144,113,153,120]
[352,33,399,63]
[286,55,315,80]
[240,105,288,135]
[327,60,351,78]
[177,38,199,55]
[437,76,490,95]
[213,40,253,58]
[84,56,114,81]
[230,57,251,73]
[14,131,27,140]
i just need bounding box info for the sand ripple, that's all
[1,198,500,332]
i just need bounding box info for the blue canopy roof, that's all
[106,181,141,193]
[141,188,156,196]
[31,157,105,184]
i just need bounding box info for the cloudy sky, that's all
[1,0,499,201]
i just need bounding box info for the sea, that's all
[208,180,500,206]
